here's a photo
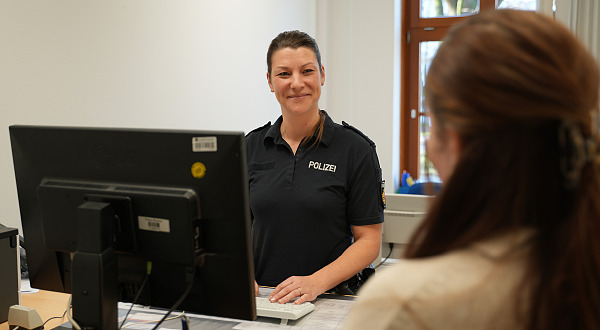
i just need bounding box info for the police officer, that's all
[246,30,384,305]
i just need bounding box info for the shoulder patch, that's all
[342,121,375,147]
[246,121,271,137]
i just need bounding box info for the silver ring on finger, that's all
[296,288,301,295]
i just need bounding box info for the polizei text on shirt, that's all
[308,161,337,173]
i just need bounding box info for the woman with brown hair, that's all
[246,30,384,304]
[343,9,600,329]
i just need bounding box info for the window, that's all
[400,0,537,183]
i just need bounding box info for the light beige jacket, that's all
[342,230,533,330]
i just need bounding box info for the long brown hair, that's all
[406,9,600,329]
[302,110,326,150]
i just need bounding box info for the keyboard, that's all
[256,296,315,323]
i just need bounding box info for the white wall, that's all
[318,0,397,193]
[1,0,397,234]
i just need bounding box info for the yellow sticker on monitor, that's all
[191,162,206,179]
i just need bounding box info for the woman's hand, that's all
[268,224,383,305]
[255,280,259,296]
[268,275,325,304]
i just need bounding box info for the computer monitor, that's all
[9,125,256,328]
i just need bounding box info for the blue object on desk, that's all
[407,182,442,195]
[401,172,410,187]
[182,314,190,330]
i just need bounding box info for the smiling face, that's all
[267,47,325,118]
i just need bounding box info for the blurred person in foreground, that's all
[343,9,600,330]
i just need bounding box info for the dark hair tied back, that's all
[266,30,322,75]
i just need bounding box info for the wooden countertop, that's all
[1,290,70,330]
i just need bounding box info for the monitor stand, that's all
[71,201,119,330]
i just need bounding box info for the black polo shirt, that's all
[245,111,384,287]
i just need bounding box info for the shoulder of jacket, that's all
[342,121,375,147]
[246,121,271,137]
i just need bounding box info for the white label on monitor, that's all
[192,136,218,152]
[138,216,171,233]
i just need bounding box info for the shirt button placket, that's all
[289,147,303,185]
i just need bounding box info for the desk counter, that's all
[0,290,70,330]
[2,288,354,330]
